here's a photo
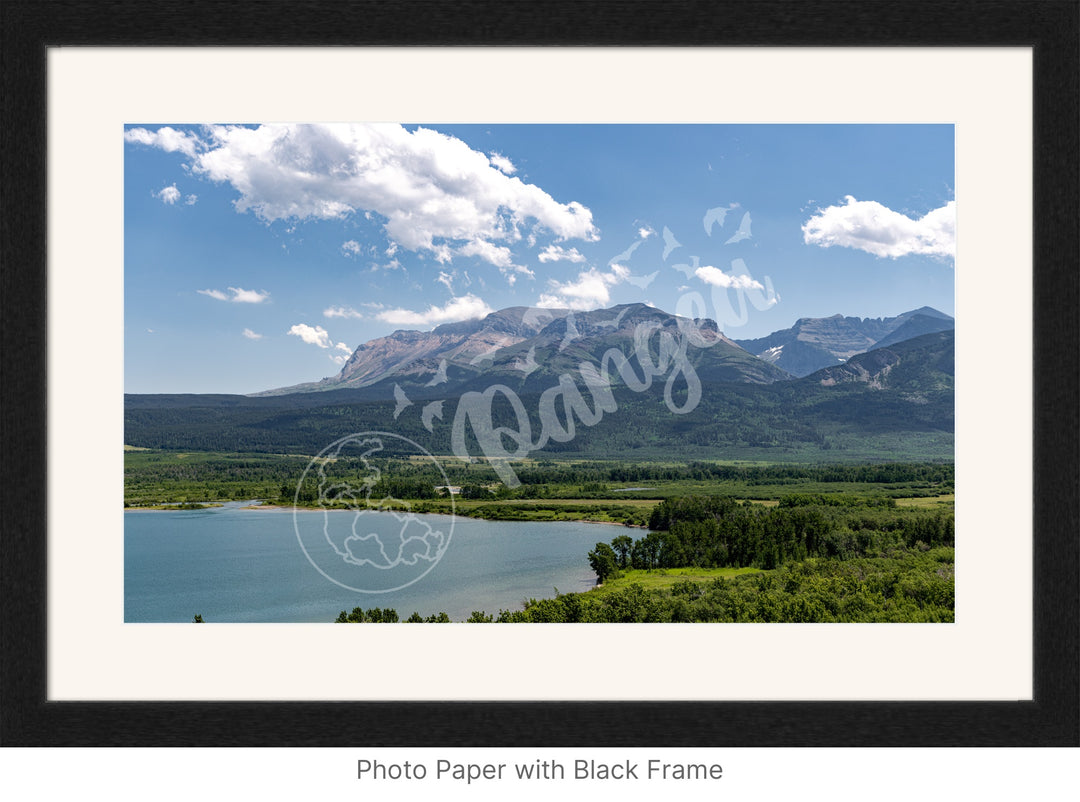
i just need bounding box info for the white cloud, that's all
[229,287,270,303]
[638,225,655,239]
[287,323,346,350]
[694,265,765,291]
[242,328,263,340]
[489,152,516,175]
[370,258,402,272]
[198,286,269,303]
[148,124,598,269]
[377,294,494,326]
[341,240,364,257]
[458,239,515,268]
[503,264,535,286]
[288,324,332,348]
[537,244,586,263]
[456,239,534,284]
[323,305,363,319]
[537,265,629,310]
[184,194,198,205]
[802,196,955,259]
[437,271,455,292]
[125,126,201,158]
[155,184,182,205]
[330,354,349,366]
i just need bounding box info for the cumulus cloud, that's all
[638,225,656,239]
[125,126,201,158]
[198,286,269,303]
[376,294,494,327]
[453,239,534,284]
[458,239,515,268]
[694,265,765,291]
[155,184,182,205]
[287,323,350,356]
[802,196,955,259]
[242,328,263,340]
[288,323,333,348]
[488,152,516,174]
[229,287,270,303]
[184,194,198,205]
[538,244,586,263]
[370,258,402,272]
[537,265,630,310]
[341,240,364,257]
[138,124,598,269]
[503,265,535,286]
[324,305,363,319]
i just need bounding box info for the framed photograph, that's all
[2,1,1076,751]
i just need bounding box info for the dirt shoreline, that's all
[126,501,648,527]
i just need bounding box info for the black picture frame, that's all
[2,0,1076,747]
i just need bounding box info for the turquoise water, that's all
[124,503,605,622]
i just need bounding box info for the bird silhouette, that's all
[421,400,445,432]
[661,226,682,260]
[625,270,658,289]
[703,203,739,236]
[607,239,643,266]
[468,346,501,366]
[392,384,413,419]
[669,255,701,279]
[724,212,752,245]
[559,313,581,352]
[597,306,632,329]
[425,359,448,387]
[514,345,540,376]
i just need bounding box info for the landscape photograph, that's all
[124,122,956,624]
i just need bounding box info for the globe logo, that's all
[293,432,454,593]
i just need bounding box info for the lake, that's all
[124,502,606,622]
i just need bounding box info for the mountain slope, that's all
[871,313,956,350]
[734,307,953,377]
[807,330,954,400]
[256,306,573,396]
[425,303,792,397]
[258,303,791,399]
[126,318,954,464]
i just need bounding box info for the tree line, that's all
[588,495,954,581]
[330,546,954,624]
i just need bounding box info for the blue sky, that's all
[125,124,954,394]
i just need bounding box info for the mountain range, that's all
[256,303,952,399]
[125,304,954,463]
[732,307,954,377]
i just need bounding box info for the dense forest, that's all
[125,449,952,508]
[588,495,952,578]
[332,546,954,624]
[324,490,955,624]
[125,360,953,463]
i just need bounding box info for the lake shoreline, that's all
[124,501,649,528]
